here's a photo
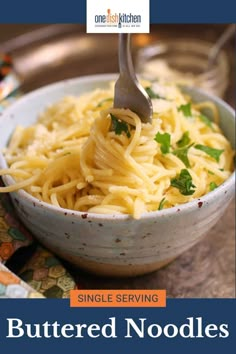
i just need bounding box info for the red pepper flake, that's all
[198,201,203,208]
[3,54,12,63]
[1,66,11,76]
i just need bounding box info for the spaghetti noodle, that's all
[0,82,234,219]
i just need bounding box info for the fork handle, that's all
[118,34,136,80]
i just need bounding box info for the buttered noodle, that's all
[0,81,234,219]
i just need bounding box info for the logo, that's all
[94,8,142,28]
[86,0,150,33]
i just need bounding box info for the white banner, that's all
[86,0,150,33]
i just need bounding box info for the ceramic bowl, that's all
[0,74,235,277]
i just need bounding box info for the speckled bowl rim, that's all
[0,73,235,221]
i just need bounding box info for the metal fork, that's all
[114,33,152,124]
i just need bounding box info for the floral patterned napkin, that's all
[0,53,77,298]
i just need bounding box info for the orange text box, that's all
[70,290,166,307]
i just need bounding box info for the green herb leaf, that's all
[172,143,194,168]
[219,168,224,171]
[110,114,131,138]
[208,170,214,175]
[158,198,166,210]
[195,144,224,162]
[97,98,113,107]
[154,132,171,154]
[199,114,213,128]
[145,87,164,99]
[178,103,192,117]
[177,131,191,148]
[171,169,196,196]
[210,182,218,191]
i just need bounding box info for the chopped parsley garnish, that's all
[178,103,192,117]
[199,114,213,128]
[210,182,218,191]
[172,143,194,168]
[97,98,113,107]
[177,131,191,148]
[219,168,224,171]
[110,114,131,138]
[145,87,164,100]
[208,170,215,175]
[195,144,224,162]
[154,132,171,154]
[158,198,166,210]
[171,169,196,196]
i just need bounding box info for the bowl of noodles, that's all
[0,74,235,277]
